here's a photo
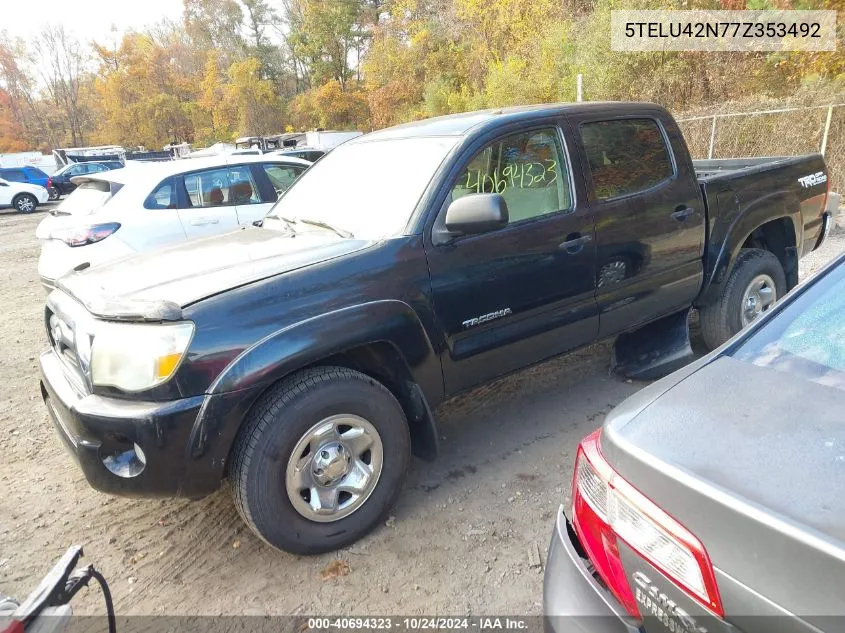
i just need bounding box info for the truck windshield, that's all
[264,136,458,238]
[732,261,845,391]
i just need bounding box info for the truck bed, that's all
[693,155,820,181]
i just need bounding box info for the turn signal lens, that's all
[91,322,194,392]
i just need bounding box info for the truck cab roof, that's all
[356,102,660,142]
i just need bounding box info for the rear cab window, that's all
[580,118,674,200]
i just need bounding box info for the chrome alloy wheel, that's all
[16,196,35,212]
[285,414,384,522]
[740,273,777,326]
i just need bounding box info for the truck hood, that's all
[57,227,373,317]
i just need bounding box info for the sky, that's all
[4,0,184,44]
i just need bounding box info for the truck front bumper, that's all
[544,507,642,633]
[40,348,216,498]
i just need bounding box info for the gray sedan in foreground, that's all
[545,252,845,633]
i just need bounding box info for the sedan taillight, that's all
[571,430,724,618]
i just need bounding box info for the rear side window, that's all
[262,163,306,196]
[184,168,231,207]
[145,179,176,209]
[580,118,674,200]
[227,165,261,205]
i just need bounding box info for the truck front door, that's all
[567,112,705,337]
[425,124,598,395]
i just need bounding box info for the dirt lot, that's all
[0,206,842,616]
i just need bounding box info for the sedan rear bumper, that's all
[543,507,640,633]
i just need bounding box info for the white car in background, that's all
[35,154,311,289]
[0,177,49,213]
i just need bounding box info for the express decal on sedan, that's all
[632,571,708,633]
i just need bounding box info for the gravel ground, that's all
[0,205,842,617]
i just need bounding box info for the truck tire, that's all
[699,248,786,350]
[230,366,410,554]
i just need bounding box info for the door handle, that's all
[559,233,592,254]
[671,206,694,221]
[190,217,219,226]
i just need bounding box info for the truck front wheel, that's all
[230,366,410,554]
[699,248,786,350]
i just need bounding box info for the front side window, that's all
[262,163,306,197]
[450,128,571,224]
[227,165,261,205]
[580,118,673,200]
[183,168,232,208]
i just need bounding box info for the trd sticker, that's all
[798,171,827,188]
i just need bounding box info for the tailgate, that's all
[601,356,845,628]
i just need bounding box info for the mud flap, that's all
[611,309,694,381]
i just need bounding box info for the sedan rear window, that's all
[732,262,845,391]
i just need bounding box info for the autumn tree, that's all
[36,25,93,146]
[183,0,246,53]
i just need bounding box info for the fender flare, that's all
[697,191,801,306]
[191,300,443,468]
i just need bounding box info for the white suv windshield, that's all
[264,136,458,239]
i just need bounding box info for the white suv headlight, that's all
[90,322,194,392]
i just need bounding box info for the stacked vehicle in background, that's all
[0,176,49,213]
[35,153,311,289]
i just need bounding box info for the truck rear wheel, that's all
[230,366,410,554]
[699,248,786,350]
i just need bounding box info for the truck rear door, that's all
[566,109,705,336]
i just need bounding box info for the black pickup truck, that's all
[39,102,832,554]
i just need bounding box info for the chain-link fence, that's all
[676,103,844,193]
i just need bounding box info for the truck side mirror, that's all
[444,193,509,236]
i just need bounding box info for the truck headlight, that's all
[90,322,194,392]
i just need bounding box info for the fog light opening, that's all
[102,444,146,478]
